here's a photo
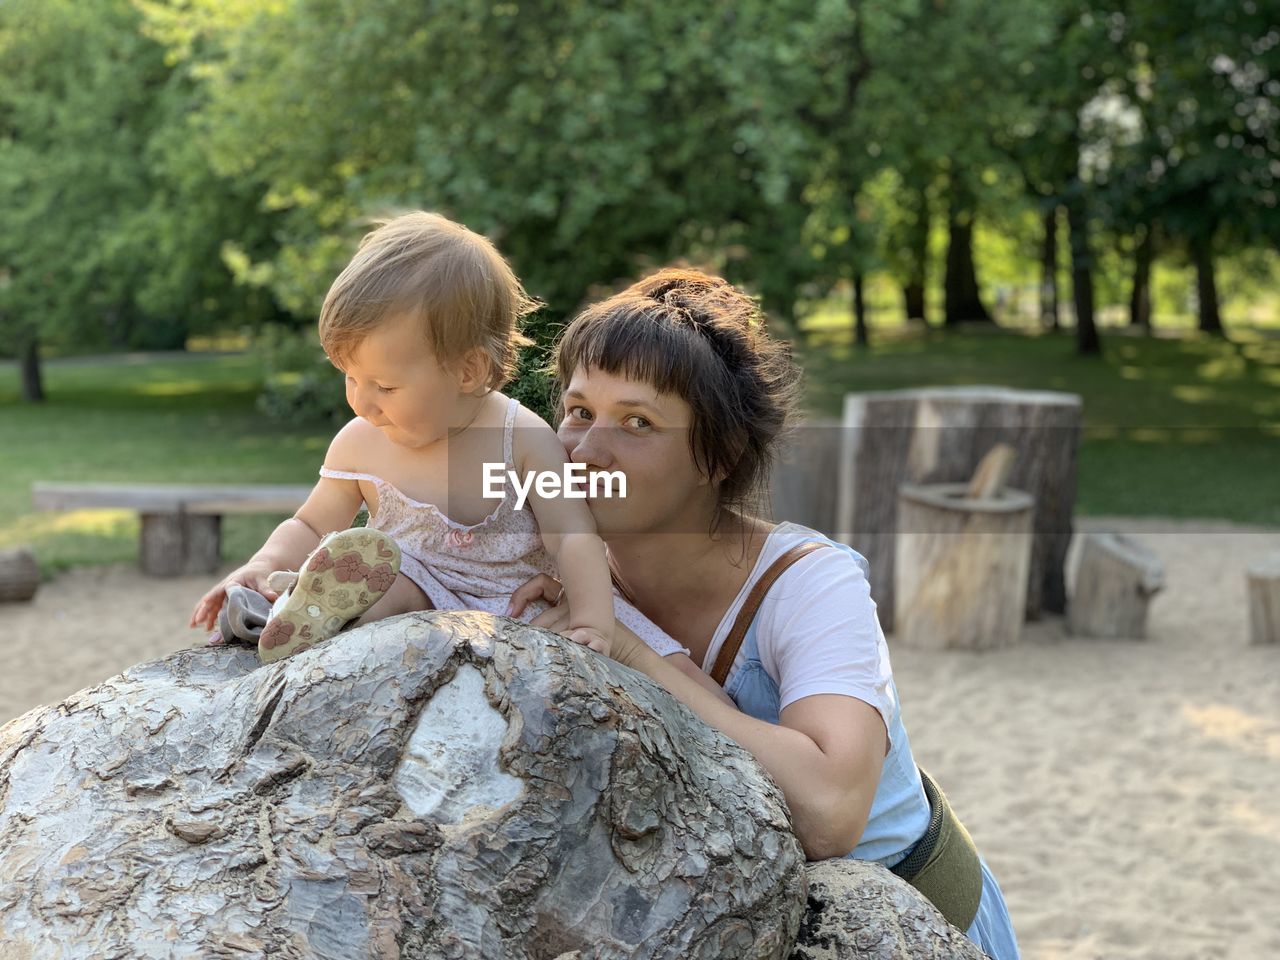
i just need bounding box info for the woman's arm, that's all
[614,636,887,861]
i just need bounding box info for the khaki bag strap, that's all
[709,541,832,687]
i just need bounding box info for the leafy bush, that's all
[254,326,348,426]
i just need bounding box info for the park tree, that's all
[1112,0,1280,334]
[987,1,1135,354]
[0,0,278,402]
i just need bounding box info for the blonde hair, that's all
[319,211,538,388]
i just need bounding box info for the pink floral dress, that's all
[320,397,686,657]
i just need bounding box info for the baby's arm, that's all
[188,423,368,632]
[514,411,615,654]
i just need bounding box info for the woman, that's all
[509,268,1020,958]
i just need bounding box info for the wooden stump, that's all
[1246,554,1280,645]
[1067,533,1164,639]
[0,547,40,603]
[838,386,1081,630]
[769,417,841,533]
[894,483,1035,651]
[139,512,221,576]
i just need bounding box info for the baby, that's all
[190,211,683,663]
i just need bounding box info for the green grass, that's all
[2,330,1278,580]
[0,352,332,575]
[798,323,1280,526]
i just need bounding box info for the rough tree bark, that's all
[789,861,987,960]
[838,387,1082,631]
[0,614,976,960]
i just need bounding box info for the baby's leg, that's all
[258,528,401,662]
[346,573,433,631]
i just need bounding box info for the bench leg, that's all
[140,513,222,576]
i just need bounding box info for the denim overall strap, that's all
[709,541,832,686]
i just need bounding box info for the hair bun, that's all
[631,268,759,333]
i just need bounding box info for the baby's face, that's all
[340,313,468,450]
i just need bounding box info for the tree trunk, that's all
[837,387,1083,628]
[20,334,45,403]
[1192,228,1223,334]
[0,614,977,959]
[896,482,1035,650]
[1129,225,1153,330]
[853,273,869,347]
[1067,533,1164,639]
[0,615,808,958]
[944,194,992,325]
[1246,554,1280,645]
[903,281,927,325]
[902,189,930,324]
[1040,205,1060,329]
[0,548,40,602]
[1064,184,1101,355]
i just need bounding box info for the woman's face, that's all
[557,366,714,538]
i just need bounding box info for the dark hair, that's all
[554,267,802,531]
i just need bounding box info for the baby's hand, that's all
[564,626,612,658]
[188,562,280,633]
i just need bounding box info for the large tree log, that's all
[895,483,1035,651]
[0,613,805,958]
[1067,533,1164,640]
[0,614,983,959]
[140,511,222,576]
[770,418,842,534]
[1246,554,1280,646]
[790,861,988,960]
[838,387,1081,631]
[0,548,39,603]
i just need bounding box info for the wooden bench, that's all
[31,482,313,577]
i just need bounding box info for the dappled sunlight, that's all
[1227,799,1280,845]
[1119,365,1145,381]
[1171,385,1214,405]
[1181,703,1280,763]
[0,509,136,548]
[131,380,232,398]
[1197,355,1248,381]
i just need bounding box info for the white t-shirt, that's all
[699,522,896,736]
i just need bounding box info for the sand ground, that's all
[1,516,1277,959]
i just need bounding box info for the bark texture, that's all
[0,613,807,959]
[895,484,1034,651]
[789,861,988,960]
[838,387,1082,630]
[1067,533,1164,640]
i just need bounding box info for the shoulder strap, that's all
[709,540,832,687]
